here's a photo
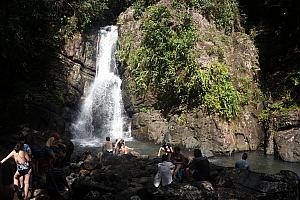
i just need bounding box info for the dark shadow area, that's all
[239,0,300,104]
[0,0,133,135]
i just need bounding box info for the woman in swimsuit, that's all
[1,143,32,199]
[157,141,173,157]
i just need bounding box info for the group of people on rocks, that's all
[154,142,210,188]
[101,136,134,158]
[154,141,250,188]
[0,132,70,200]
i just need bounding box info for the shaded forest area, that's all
[240,0,300,105]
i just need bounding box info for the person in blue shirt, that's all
[235,152,250,170]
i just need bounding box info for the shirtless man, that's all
[1,143,32,199]
[102,137,113,157]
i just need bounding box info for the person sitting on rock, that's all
[235,152,250,170]
[188,149,210,182]
[170,146,185,182]
[114,138,133,155]
[154,154,175,187]
[157,141,173,159]
[102,137,113,157]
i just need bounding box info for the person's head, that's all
[194,149,202,158]
[52,132,60,140]
[242,152,248,160]
[14,143,24,152]
[174,146,181,154]
[18,135,26,144]
[106,137,110,141]
[161,154,168,162]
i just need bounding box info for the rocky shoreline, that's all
[0,128,299,200]
[7,152,298,200]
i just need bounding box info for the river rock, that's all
[274,128,300,162]
[210,164,299,199]
[272,109,300,162]
[68,156,300,200]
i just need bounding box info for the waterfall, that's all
[71,26,125,146]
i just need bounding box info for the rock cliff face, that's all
[28,32,98,134]
[271,109,300,162]
[117,4,263,156]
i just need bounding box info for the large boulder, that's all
[272,109,300,162]
[210,164,299,199]
[118,2,263,156]
[274,128,300,162]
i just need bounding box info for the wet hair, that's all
[161,154,168,162]
[106,137,110,141]
[242,153,248,160]
[194,149,202,158]
[14,143,24,152]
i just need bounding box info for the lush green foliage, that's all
[119,5,242,119]
[188,0,241,33]
[258,101,297,130]
[202,63,240,119]
[171,0,240,34]
[132,0,158,18]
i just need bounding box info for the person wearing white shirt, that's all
[154,154,175,187]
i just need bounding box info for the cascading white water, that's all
[71,26,125,146]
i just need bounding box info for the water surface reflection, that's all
[210,151,300,175]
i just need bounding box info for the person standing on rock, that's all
[154,154,175,187]
[19,136,33,196]
[235,152,250,170]
[0,143,32,200]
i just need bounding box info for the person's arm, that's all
[0,151,14,164]
[246,161,250,170]
[64,177,70,190]
[57,139,67,148]
[189,160,196,170]
[114,141,120,155]
[169,162,175,170]
[24,152,30,162]
[157,147,162,157]
[46,137,54,147]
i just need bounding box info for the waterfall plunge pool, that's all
[72,138,300,175]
